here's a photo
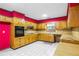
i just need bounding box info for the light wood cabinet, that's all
[10,17,26,49]
[11,37,25,49]
[25,34,37,44]
[38,33,54,42]
[0,15,12,23]
[19,37,25,47]
[68,6,79,28]
[25,22,37,30]
[56,20,67,30]
[25,35,29,44]
[11,38,20,49]
[29,34,37,43]
[13,17,25,26]
[37,23,47,30]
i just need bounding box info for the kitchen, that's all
[0,3,79,56]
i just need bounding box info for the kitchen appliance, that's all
[15,26,24,37]
[27,25,34,30]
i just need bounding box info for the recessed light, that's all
[41,14,48,19]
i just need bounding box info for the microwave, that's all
[15,26,24,37]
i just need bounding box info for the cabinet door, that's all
[25,35,29,44]
[68,6,79,28]
[20,37,25,46]
[13,39,20,49]
[0,23,10,50]
[37,23,46,30]
[39,33,54,42]
[29,34,37,43]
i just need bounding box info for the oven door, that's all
[15,26,24,37]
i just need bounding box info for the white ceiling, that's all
[0,3,68,20]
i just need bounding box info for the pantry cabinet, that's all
[68,5,79,28]
[56,20,67,30]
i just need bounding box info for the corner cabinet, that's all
[38,33,54,42]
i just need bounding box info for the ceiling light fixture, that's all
[41,14,48,19]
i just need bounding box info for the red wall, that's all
[0,8,68,24]
[0,3,71,24]
[0,22,10,50]
[37,16,67,23]
[25,17,38,23]
[0,8,12,17]
[69,3,79,7]
[12,11,25,19]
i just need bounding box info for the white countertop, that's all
[25,30,72,35]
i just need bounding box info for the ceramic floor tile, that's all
[0,41,58,56]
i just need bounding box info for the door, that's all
[0,22,10,50]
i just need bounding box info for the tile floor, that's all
[0,41,58,56]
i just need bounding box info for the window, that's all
[47,22,56,31]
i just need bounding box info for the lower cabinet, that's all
[29,34,37,43]
[25,34,37,44]
[19,37,25,47]
[25,35,29,44]
[11,37,25,49]
[38,33,54,42]
[11,33,55,49]
[11,38,20,49]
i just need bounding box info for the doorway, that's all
[0,22,10,50]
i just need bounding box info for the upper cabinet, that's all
[25,17,37,30]
[37,23,47,30]
[13,17,25,26]
[68,3,79,28]
[25,21,37,30]
[0,8,12,23]
[12,11,25,26]
[56,20,67,30]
